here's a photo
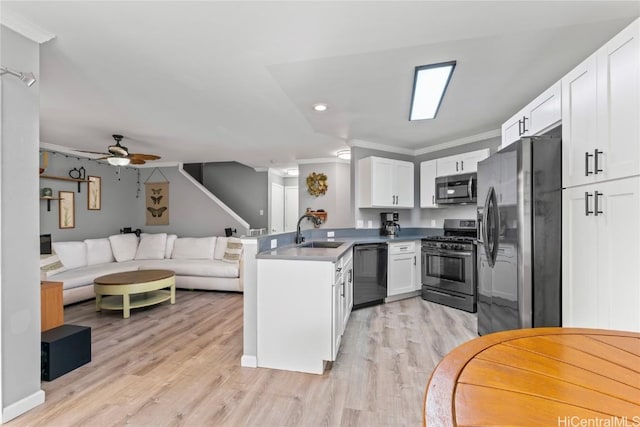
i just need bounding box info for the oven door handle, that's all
[423,249,472,257]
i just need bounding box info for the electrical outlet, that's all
[270,239,277,249]
[431,219,436,227]
[327,231,335,238]
[367,220,373,228]
[356,220,364,228]
[259,210,264,216]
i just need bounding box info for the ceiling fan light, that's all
[107,157,130,166]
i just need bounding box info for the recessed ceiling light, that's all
[286,168,299,176]
[409,61,456,121]
[336,149,351,160]
[313,103,328,112]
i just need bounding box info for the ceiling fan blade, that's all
[128,153,161,160]
[74,150,111,156]
[96,156,112,160]
[129,158,146,165]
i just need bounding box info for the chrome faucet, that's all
[295,214,322,244]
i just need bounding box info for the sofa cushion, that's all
[85,238,115,265]
[50,261,140,290]
[222,237,243,263]
[135,233,167,260]
[52,241,88,270]
[40,253,67,280]
[166,234,177,258]
[137,259,239,278]
[171,237,216,260]
[108,234,139,262]
[214,237,228,260]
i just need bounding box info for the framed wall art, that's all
[145,182,169,225]
[58,191,75,229]
[88,176,101,210]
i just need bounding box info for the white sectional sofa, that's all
[41,233,243,305]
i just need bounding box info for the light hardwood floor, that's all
[10,291,476,427]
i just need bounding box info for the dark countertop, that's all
[256,234,430,262]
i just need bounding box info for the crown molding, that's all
[296,157,349,165]
[348,139,415,156]
[1,11,55,44]
[414,129,501,155]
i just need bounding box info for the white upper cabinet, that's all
[420,160,438,208]
[501,82,561,149]
[436,148,490,176]
[358,156,414,208]
[563,19,640,188]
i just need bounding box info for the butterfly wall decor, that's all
[145,181,169,225]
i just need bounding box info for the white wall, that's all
[1,25,45,421]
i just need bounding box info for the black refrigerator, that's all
[476,136,562,335]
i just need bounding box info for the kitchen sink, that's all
[298,241,344,249]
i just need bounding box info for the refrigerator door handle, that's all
[489,187,500,266]
[482,187,495,267]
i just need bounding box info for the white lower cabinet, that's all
[563,177,640,332]
[257,251,354,375]
[388,241,417,297]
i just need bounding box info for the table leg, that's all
[95,294,102,312]
[170,282,175,304]
[123,293,130,319]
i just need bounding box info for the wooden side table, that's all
[41,281,64,331]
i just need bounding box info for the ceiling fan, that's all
[77,135,161,165]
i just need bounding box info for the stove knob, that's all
[441,244,448,249]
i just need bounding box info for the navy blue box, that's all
[41,324,91,381]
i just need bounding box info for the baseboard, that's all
[2,389,45,423]
[241,354,257,368]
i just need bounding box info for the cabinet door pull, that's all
[348,269,352,283]
[521,116,528,134]
[341,282,345,297]
[518,119,523,136]
[585,192,593,216]
[594,191,603,216]
[594,149,603,174]
[413,256,416,266]
[432,195,435,205]
[585,152,593,176]
[460,160,464,171]
[455,161,459,172]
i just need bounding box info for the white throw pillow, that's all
[171,237,216,260]
[135,233,167,260]
[40,253,67,280]
[222,237,243,263]
[214,237,228,260]
[108,234,139,262]
[84,238,115,265]
[165,234,178,259]
[52,241,88,270]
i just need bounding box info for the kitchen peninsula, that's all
[254,230,434,374]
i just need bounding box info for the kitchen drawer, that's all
[422,287,476,313]
[388,241,416,254]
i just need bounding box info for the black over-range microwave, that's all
[435,172,477,204]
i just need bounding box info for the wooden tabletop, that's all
[94,269,175,285]
[424,327,640,426]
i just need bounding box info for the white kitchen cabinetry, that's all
[501,82,561,149]
[435,149,490,176]
[257,250,353,374]
[420,160,438,208]
[562,20,640,188]
[358,156,414,208]
[563,177,640,333]
[388,241,417,297]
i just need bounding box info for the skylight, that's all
[409,61,456,121]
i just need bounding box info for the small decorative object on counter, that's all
[41,187,53,198]
[305,208,327,226]
[306,172,328,197]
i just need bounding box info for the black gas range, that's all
[421,219,477,312]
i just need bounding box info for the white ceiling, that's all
[2,1,639,169]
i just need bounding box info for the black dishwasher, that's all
[353,243,388,310]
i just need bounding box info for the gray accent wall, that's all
[298,162,351,230]
[40,152,140,242]
[1,25,44,418]
[202,162,267,229]
[137,166,248,237]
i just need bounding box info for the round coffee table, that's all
[94,269,175,319]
